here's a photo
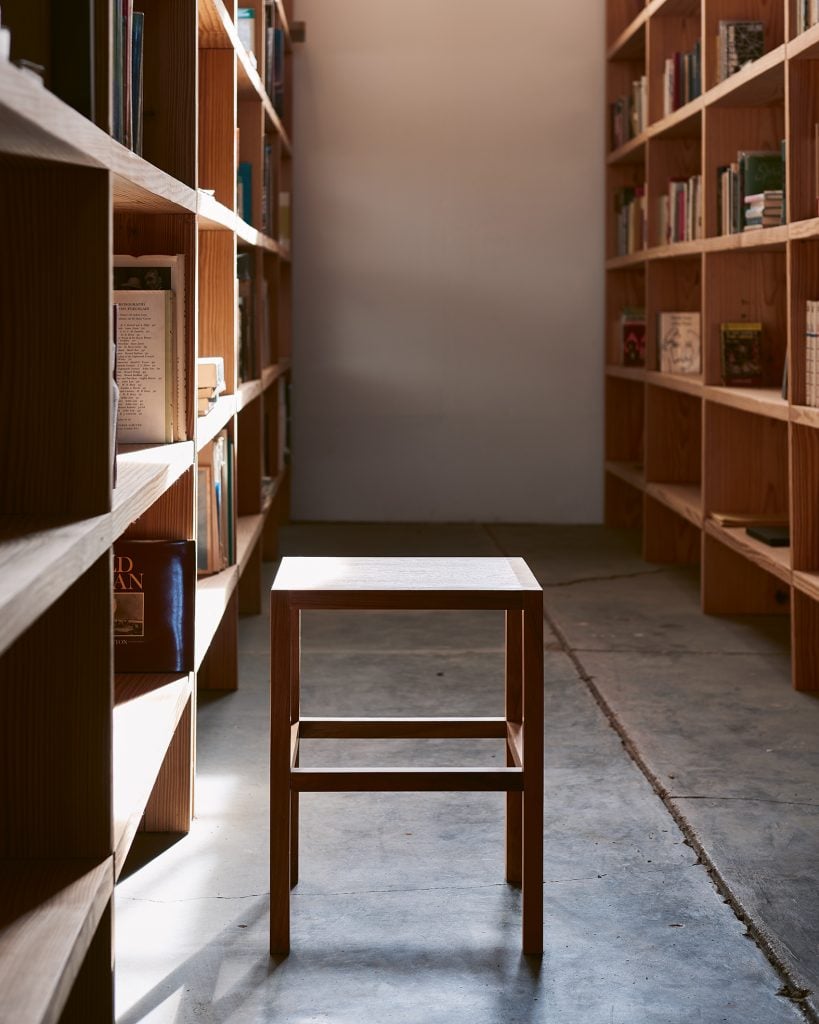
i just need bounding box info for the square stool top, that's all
[272,556,541,594]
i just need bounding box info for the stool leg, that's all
[522,591,544,956]
[505,609,523,885]
[290,609,300,888]
[270,591,292,955]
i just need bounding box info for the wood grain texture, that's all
[606,267,646,365]
[199,49,237,208]
[703,402,790,517]
[114,450,195,544]
[792,590,819,690]
[605,376,645,462]
[238,534,262,615]
[605,471,645,528]
[270,590,291,954]
[702,529,791,612]
[645,386,702,482]
[289,767,524,793]
[644,493,701,563]
[199,231,237,395]
[648,137,701,246]
[0,556,112,861]
[144,699,194,834]
[298,718,508,740]
[0,859,113,1024]
[0,161,110,519]
[58,901,113,1024]
[645,481,703,525]
[237,396,263,516]
[197,588,239,689]
[113,673,193,872]
[607,0,646,49]
[272,557,541,594]
[238,99,264,230]
[0,514,110,660]
[790,424,819,569]
[135,0,197,185]
[646,256,701,371]
[705,519,791,582]
[199,0,234,47]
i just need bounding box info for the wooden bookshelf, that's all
[605,0,819,689]
[0,0,298,1017]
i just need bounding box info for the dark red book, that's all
[113,540,196,673]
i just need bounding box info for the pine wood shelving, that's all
[0,0,298,1017]
[606,0,819,689]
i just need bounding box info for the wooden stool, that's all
[270,557,544,955]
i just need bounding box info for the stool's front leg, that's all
[505,609,523,885]
[271,591,292,955]
[522,591,544,956]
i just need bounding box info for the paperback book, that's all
[720,322,763,386]
[717,20,764,82]
[620,308,645,367]
[113,539,196,673]
[198,431,235,576]
[658,312,701,375]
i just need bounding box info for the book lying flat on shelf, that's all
[720,322,763,386]
[113,539,196,672]
[658,312,701,374]
[746,525,790,547]
[114,255,187,442]
[710,512,789,528]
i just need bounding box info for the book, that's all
[237,162,253,224]
[720,322,763,386]
[197,356,226,393]
[112,289,174,443]
[710,512,788,528]
[237,7,256,61]
[620,308,645,367]
[131,11,144,156]
[237,252,257,381]
[197,431,234,576]
[806,300,819,407]
[113,540,196,672]
[718,20,763,81]
[746,525,790,547]
[658,312,701,374]
[113,255,187,442]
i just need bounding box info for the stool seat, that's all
[270,556,544,956]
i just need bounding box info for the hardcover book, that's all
[620,309,645,366]
[658,312,701,374]
[720,322,763,386]
[113,540,196,673]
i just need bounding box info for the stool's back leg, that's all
[505,608,523,885]
[271,591,292,955]
[522,591,544,956]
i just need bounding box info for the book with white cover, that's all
[113,289,174,443]
[658,311,701,374]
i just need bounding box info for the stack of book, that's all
[663,42,702,116]
[717,149,784,234]
[658,312,701,375]
[614,185,647,256]
[619,308,645,367]
[112,255,187,444]
[744,190,783,230]
[198,430,235,576]
[197,356,226,417]
[658,175,702,244]
[717,20,764,81]
[609,76,647,150]
[796,0,819,34]
[805,301,819,407]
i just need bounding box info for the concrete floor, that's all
[115,525,819,1024]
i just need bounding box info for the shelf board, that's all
[196,191,236,232]
[787,216,819,242]
[607,133,646,166]
[645,370,703,397]
[703,386,789,422]
[0,858,112,1024]
[648,98,703,141]
[650,0,700,16]
[787,21,819,60]
[790,403,819,428]
[645,482,703,527]
[604,460,646,491]
[236,216,281,253]
[606,365,646,383]
[113,673,193,877]
[236,46,292,157]
[195,565,240,670]
[237,513,265,570]
[238,379,263,410]
[0,514,110,660]
[274,0,294,51]
[113,443,195,539]
[706,45,786,108]
[196,394,237,452]
[606,250,648,270]
[704,224,788,253]
[649,238,705,261]
[704,519,791,583]
[262,358,292,389]
[606,4,648,60]
[198,0,235,48]
[793,570,819,602]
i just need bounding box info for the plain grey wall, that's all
[290,0,605,522]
